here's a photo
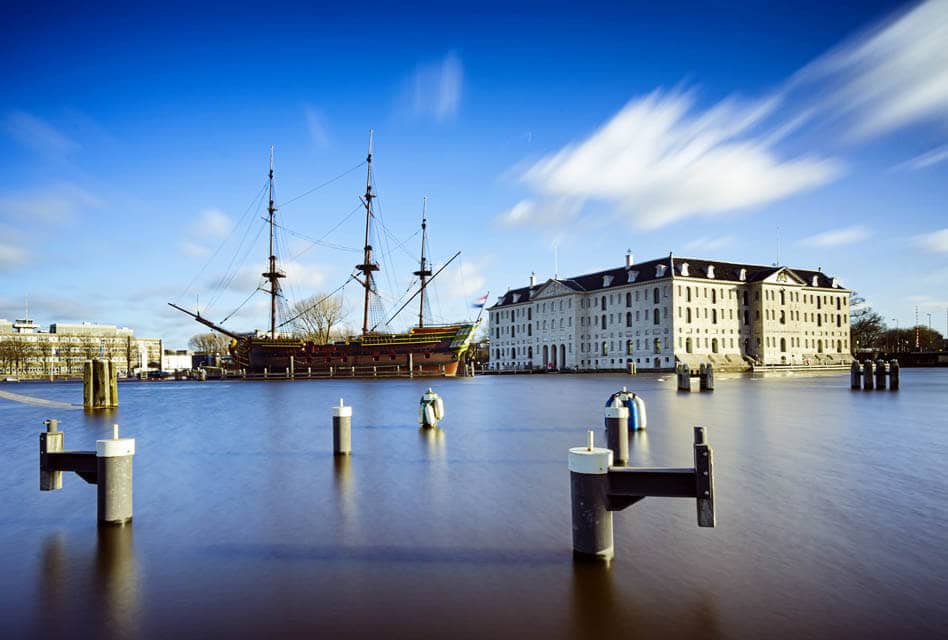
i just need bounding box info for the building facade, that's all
[0,319,162,379]
[487,254,852,371]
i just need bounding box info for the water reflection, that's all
[418,426,446,460]
[35,527,139,638]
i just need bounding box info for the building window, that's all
[686,287,692,302]
[654,338,661,353]
[712,338,719,353]
[779,310,785,325]
[626,292,632,307]
[712,309,717,324]
[626,312,632,327]
[626,340,633,354]
[601,297,606,311]
[711,289,717,304]
[601,316,607,330]
[686,338,693,353]
[602,342,609,355]
[687,308,692,323]
[653,287,660,304]
[653,309,660,325]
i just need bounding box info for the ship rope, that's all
[178,178,269,307]
[275,160,366,209]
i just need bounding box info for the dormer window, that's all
[811,275,819,287]
[831,277,838,288]
[626,270,639,283]
[707,265,715,279]
[656,265,667,277]
[512,294,520,303]
[739,268,747,281]
[602,275,614,287]
[679,262,689,277]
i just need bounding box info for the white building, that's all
[487,254,852,371]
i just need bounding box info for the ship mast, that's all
[356,130,379,335]
[262,145,285,339]
[413,196,432,328]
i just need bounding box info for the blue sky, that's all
[2,0,947,346]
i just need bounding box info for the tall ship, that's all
[170,133,479,377]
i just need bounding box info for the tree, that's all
[189,332,231,354]
[290,293,348,344]
[849,291,885,353]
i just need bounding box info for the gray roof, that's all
[489,255,845,309]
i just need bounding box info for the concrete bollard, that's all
[568,424,716,562]
[40,421,134,526]
[604,405,629,467]
[97,424,135,526]
[332,398,352,455]
[889,359,900,390]
[289,356,295,379]
[863,360,875,391]
[83,362,93,407]
[850,361,861,390]
[419,388,445,429]
[875,359,887,390]
[677,364,690,391]
[40,419,64,490]
[569,431,614,561]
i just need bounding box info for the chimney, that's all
[625,250,634,268]
[529,272,536,287]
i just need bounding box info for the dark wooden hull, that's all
[231,323,476,378]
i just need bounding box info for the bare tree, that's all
[290,293,348,344]
[188,332,231,354]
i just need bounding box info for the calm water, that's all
[1,370,946,639]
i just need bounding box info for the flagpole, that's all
[474,290,490,324]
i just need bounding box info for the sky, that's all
[1,0,947,346]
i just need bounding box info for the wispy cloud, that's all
[497,197,584,227]
[796,0,948,142]
[0,184,102,225]
[3,111,81,157]
[800,225,871,248]
[406,52,463,123]
[915,228,948,253]
[180,209,233,257]
[0,242,28,272]
[499,0,948,231]
[684,236,736,253]
[893,144,948,171]
[304,106,330,148]
[514,90,842,229]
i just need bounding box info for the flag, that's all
[472,293,488,309]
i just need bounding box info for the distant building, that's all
[0,319,161,379]
[161,349,193,372]
[487,253,852,371]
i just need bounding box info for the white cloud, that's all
[894,145,948,171]
[3,111,81,157]
[497,197,584,227]
[915,228,948,252]
[800,225,871,247]
[304,106,330,148]
[408,52,463,122]
[499,1,948,232]
[0,184,102,224]
[0,242,27,271]
[684,236,736,253]
[797,0,948,141]
[179,241,211,258]
[192,208,232,240]
[514,90,842,229]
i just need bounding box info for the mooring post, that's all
[863,359,875,391]
[677,364,690,391]
[109,361,118,406]
[39,419,63,490]
[569,430,614,561]
[97,424,135,526]
[875,359,887,390]
[604,403,629,467]
[83,361,93,408]
[850,361,861,390]
[332,398,352,456]
[289,356,295,379]
[568,425,716,562]
[701,364,714,391]
[409,353,413,378]
[39,421,135,526]
[889,359,900,390]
